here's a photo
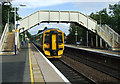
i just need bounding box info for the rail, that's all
[0,23,9,51]
[97,24,120,48]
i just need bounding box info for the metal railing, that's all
[0,23,9,51]
[97,24,120,48]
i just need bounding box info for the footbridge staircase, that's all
[0,23,15,54]
[97,24,120,50]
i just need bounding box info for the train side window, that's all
[59,35,63,43]
[40,34,43,45]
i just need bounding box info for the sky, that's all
[11,0,119,35]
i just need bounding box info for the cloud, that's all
[73,2,117,14]
[12,0,66,8]
[12,0,119,8]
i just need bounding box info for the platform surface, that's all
[65,44,120,57]
[30,43,70,83]
[0,43,70,83]
[1,43,31,83]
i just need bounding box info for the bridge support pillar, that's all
[91,35,94,47]
[96,35,98,48]
[100,38,103,48]
[105,44,108,49]
[87,31,89,47]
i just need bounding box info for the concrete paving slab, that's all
[1,44,31,83]
[31,44,69,83]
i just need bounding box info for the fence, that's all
[97,24,120,48]
[0,23,9,51]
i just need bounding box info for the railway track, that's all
[63,46,120,83]
[49,59,95,84]
[33,43,95,83]
[34,43,95,83]
[34,43,120,83]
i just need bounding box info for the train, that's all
[32,28,64,58]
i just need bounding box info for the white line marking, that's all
[32,43,71,84]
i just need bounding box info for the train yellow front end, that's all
[43,29,64,58]
[33,28,64,58]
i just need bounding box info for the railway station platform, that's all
[65,44,120,57]
[0,43,70,83]
[1,43,31,83]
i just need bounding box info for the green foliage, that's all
[66,23,87,45]
[90,8,110,25]
[26,31,31,38]
[89,3,120,35]
[109,3,120,34]
[66,23,76,44]
[2,2,21,32]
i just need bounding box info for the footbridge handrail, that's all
[97,24,120,48]
[18,10,97,33]
[0,23,9,51]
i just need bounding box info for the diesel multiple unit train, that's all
[33,28,64,58]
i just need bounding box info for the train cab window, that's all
[44,34,49,43]
[58,34,63,43]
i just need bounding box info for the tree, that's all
[66,23,76,44]
[109,3,120,34]
[66,23,87,45]
[90,8,110,25]
[2,2,21,32]
[89,3,120,35]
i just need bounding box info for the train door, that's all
[52,34,57,50]
[50,31,59,56]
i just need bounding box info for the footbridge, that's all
[18,10,97,33]
[0,10,120,53]
[18,10,120,50]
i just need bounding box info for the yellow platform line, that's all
[28,43,34,84]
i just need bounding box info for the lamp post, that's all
[12,4,26,55]
[100,12,101,26]
[10,7,17,55]
[97,12,105,26]
[7,10,9,24]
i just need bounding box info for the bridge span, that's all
[18,10,97,33]
[18,10,120,50]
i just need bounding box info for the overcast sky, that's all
[11,0,119,35]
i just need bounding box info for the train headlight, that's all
[45,44,49,48]
[59,44,62,45]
